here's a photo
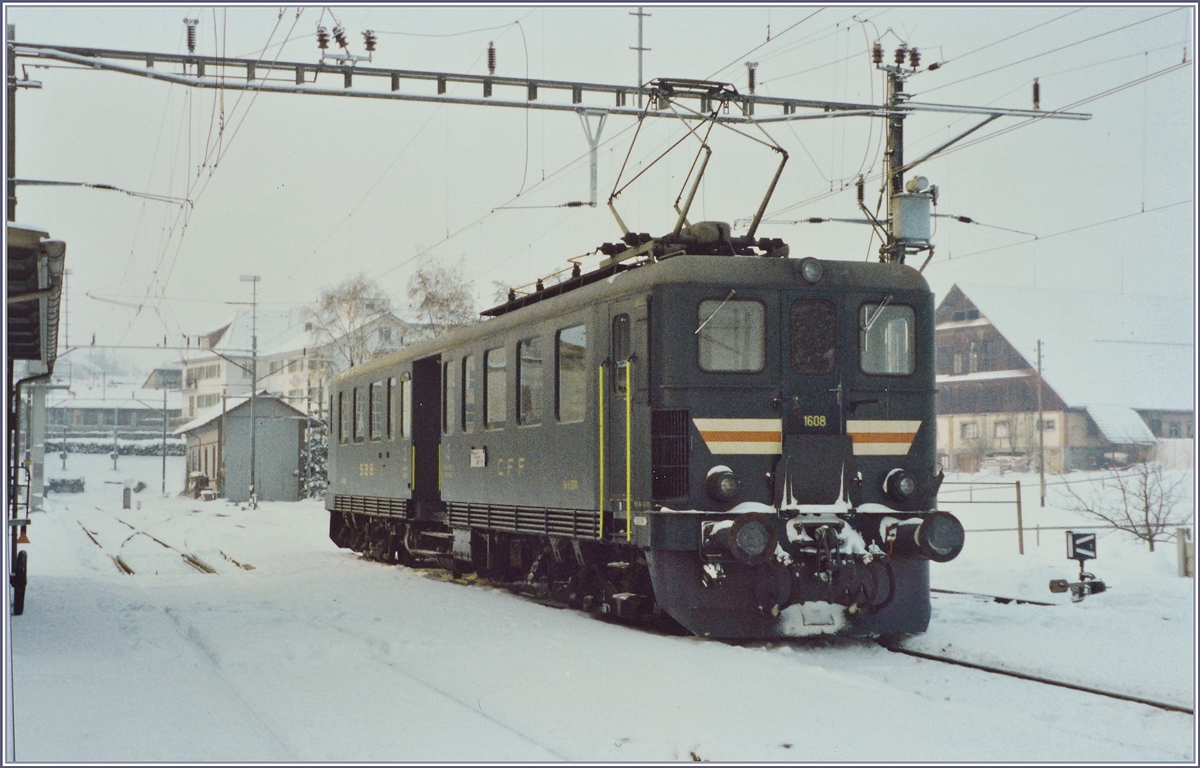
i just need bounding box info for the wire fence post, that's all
[1015,480,1024,555]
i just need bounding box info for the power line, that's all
[918,8,1185,96]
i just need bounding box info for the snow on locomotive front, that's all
[633,249,963,638]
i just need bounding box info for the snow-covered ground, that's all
[4,454,1196,761]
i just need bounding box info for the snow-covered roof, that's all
[172,395,306,435]
[948,283,1194,413]
[182,309,301,361]
[1084,405,1158,445]
[47,383,183,411]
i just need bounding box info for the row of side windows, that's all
[336,377,413,445]
[446,323,587,434]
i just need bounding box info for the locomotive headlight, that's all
[916,511,965,562]
[884,468,918,502]
[799,257,823,284]
[728,512,778,566]
[705,467,740,502]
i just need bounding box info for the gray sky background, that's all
[5,4,1195,368]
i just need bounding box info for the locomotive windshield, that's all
[789,298,837,374]
[697,298,765,372]
[860,302,915,374]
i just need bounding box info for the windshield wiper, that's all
[695,289,737,335]
[863,294,893,332]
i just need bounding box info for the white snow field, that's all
[5,454,1196,762]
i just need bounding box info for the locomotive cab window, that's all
[354,387,368,442]
[370,380,385,441]
[401,377,412,439]
[461,355,476,432]
[442,359,457,435]
[518,337,543,426]
[557,324,587,423]
[860,302,915,375]
[697,298,765,372]
[790,298,837,374]
[338,391,350,444]
[485,347,507,428]
[612,314,630,394]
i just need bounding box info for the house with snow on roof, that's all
[178,309,297,419]
[257,309,422,416]
[934,284,1193,473]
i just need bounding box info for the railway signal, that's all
[1050,530,1107,602]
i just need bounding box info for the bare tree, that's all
[304,274,398,370]
[1061,462,1193,551]
[407,262,477,335]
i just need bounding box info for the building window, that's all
[789,299,836,374]
[462,355,477,432]
[994,421,1009,439]
[556,325,587,423]
[485,347,507,428]
[860,303,915,375]
[518,337,543,426]
[961,422,979,439]
[1169,422,1182,438]
[1038,418,1055,432]
[953,352,963,375]
[697,299,765,373]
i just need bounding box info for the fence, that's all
[940,480,1026,554]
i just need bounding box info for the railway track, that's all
[77,516,227,576]
[877,639,1193,715]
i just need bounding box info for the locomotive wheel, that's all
[10,550,28,616]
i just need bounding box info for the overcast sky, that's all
[5,4,1195,369]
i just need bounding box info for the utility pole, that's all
[240,274,260,508]
[629,8,650,107]
[1037,339,1045,507]
[160,386,167,496]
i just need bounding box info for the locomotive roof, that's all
[335,252,929,385]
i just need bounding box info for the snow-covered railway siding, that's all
[8,457,1195,762]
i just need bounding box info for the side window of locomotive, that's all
[387,377,397,439]
[338,391,350,444]
[401,377,413,439]
[442,359,457,435]
[612,314,630,394]
[518,337,543,426]
[461,355,476,432]
[860,303,915,375]
[697,299,765,372]
[557,324,587,423]
[370,380,385,440]
[485,347,507,428]
[354,386,368,442]
[790,298,837,374]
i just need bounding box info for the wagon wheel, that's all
[10,550,28,616]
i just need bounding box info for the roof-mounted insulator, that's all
[535,279,545,292]
[894,45,908,66]
[1033,78,1040,111]
[487,42,496,75]
[872,42,883,65]
[183,18,199,54]
[316,26,330,50]
[362,30,377,53]
[333,25,348,49]
[746,61,758,94]
[909,47,920,68]
[856,176,865,205]
[928,61,941,71]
